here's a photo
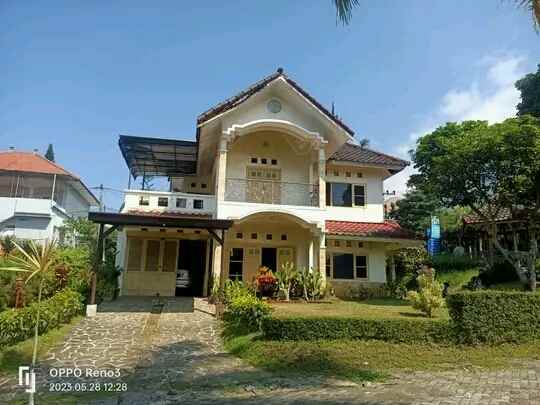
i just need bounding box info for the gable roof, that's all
[0,151,99,205]
[196,68,355,136]
[329,142,409,173]
[0,151,75,177]
[326,220,419,240]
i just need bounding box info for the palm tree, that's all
[333,0,540,31]
[1,239,57,405]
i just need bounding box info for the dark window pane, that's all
[331,183,352,207]
[230,248,243,261]
[326,184,331,206]
[158,197,168,207]
[325,255,331,277]
[354,185,366,206]
[229,262,243,281]
[333,253,354,279]
[356,255,367,278]
[176,198,187,208]
[193,199,204,209]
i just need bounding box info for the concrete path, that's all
[2,297,540,404]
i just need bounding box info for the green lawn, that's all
[225,333,540,382]
[437,268,479,292]
[270,297,448,320]
[0,316,82,374]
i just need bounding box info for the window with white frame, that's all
[326,183,366,207]
[328,253,369,280]
[229,248,243,281]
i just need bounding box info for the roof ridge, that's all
[346,143,410,166]
[0,150,78,178]
[196,68,355,135]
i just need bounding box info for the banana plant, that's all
[0,239,57,405]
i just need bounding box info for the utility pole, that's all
[98,184,104,212]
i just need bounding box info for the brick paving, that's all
[1,297,540,404]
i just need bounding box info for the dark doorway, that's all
[261,247,277,272]
[176,240,207,297]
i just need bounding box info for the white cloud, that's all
[385,54,527,197]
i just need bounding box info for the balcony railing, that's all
[123,190,216,215]
[225,178,319,207]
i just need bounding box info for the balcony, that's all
[225,178,319,207]
[123,190,216,216]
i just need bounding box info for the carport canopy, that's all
[87,211,234,304]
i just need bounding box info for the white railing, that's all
[225,178,319,207]
[123,190,216,215]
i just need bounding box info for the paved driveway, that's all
[2,297,540,404]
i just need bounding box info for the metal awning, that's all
[119,135,198,178]
[89,211,233,231]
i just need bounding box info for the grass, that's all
[437,268,479,292]
[270,297,448,320]
[225,332,540,382]
[0,316,82,374]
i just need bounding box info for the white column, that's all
[308,238,314,271]
[215,136,228,205]
[212,243,223,288]
[318,146,326,208]
[319,232,327,285]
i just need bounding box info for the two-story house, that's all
[0,149,99,241]
[89,69,419,297]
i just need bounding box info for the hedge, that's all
[0,289,83,347]
[262,317,453,343]
[446,291,540,344]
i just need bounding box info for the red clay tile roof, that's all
[126,209,212,219]
[196,68,355,136]
[463,208,520,224]
[329,143,409,171]
[326,220,419,239]
[0,151,78,178]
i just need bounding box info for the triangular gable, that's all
[196,68,355,136]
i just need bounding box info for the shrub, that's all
[297,267,324,301]
[446,291,540,344]
[262,317,452,343]
[0,289,83,347]
[479,260,520,285]
[346,284,390,300]
[407,268,445,317]
[432,253,482,273]
[255,266,278,297]
[275,262,297,301]
[224,293,272,332]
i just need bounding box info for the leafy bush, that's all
[407,268,445,317]
[446,291,540,344]
[432,253,482,273]
[479,260,520,285]
[275,262,297,301]
[262,317,452,343]
[346,284,390,300]
[255,266,278,297]
[0,289,83,347]
[224,293,272,332]
[391,247,430,294]
[297,267,324,301]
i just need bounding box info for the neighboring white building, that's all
[91,69,419,297]
[0,150,99,241]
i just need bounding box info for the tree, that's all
[332,0,540,31]
[45,144,55,162]
[388,189,440,234]
[494,115,540,289]
[407,267,444,318]
[516,64,540,118]
[0,240,57,405]
[410,117,540,288]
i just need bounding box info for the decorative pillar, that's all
[212,243,223,288]
[318,232,327,285]
[216,136,228,204]
[308,238,314,271]
[318,146,326,209]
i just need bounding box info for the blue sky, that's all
[1,0,538,209]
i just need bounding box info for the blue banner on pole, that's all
[428,216,441,256]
